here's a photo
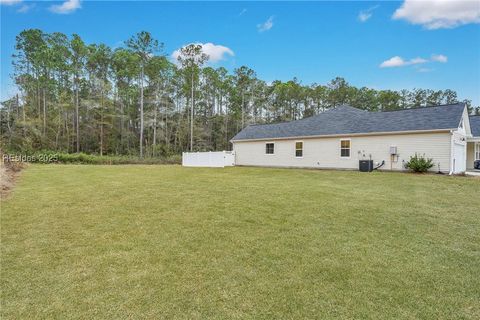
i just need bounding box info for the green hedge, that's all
[9,151,181,165]
[405,153,434,173]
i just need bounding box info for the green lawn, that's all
[1,165,480,319]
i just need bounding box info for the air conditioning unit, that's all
[389,146,397,155]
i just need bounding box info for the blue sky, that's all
[1,1,479,105]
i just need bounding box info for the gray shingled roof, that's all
[470,116,480,137]
[232,103,466,141]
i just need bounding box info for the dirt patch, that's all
[1,159,25,199]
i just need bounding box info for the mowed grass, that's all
[1,165,480,319]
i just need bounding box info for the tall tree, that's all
[234,66,256,128]
[87,44,112,155]
[176,44,208,151]
[70,34,88,152]
[125,31,161,157]
[145,56,175,155]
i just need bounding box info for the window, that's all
[340,139,351,158]
[266,143,275,154]
[476,142,480,160]
[295,141,303,157]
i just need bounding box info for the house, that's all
[231,103,480,174]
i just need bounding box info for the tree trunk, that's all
[190,71,194,151]
[100,88,104,156]
[140,65,144,158]
[241,91,245,128]
[66,112,70,153]
[16,94,20,118]
[37,79,41,119]
[165,98,168,147]
[43,87,47,137]
[153,103,157,156]
[100,112,104,156]
[22,94,26,137]
[75,84,80,152]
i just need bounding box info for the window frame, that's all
[295,141,303,158]
[475,142,480,160]
[340,139,351,159]
[265,142,275,155]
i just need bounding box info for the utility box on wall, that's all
[390,146,397,155]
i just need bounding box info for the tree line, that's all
[1,29,477,157]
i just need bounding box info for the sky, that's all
[1,0,480,106]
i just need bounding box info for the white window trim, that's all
[475,142,480,161]
[295,140,304,158]
[265,142,275,155]
[340,138,351,159]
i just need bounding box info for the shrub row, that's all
[4,151,181,165]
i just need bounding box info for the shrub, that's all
[405,153,434,173]
[10,151,181,165]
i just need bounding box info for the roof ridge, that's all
[379,102,464,113]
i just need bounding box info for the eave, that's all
[230,128,454,143]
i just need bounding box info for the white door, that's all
[453,142,466,173]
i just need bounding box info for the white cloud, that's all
[49,0,81,14]
[417,67,434,73]
[239,8,247,16]
[199,43,234,62]
[409,57,429,64]
[171,43,234,64]
[257,16,274,32]
[380,54,448,68]
[358,12,372,23]
[380,56,408,68]
[393,0,480,29]
[431,54,448,63]
[358,5,379,22]
[17,3,33,13]
[0,0,22,5]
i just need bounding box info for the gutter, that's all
[231,128,454,143]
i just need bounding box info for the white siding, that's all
[233,132,452,172]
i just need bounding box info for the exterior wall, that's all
[467,142,475,170]
[233,132,452,172]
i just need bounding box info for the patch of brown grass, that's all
[0,159,25,199]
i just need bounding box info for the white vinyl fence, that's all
[182,151,235,167]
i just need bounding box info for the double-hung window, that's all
[266,143,275,154]
[295,141,303,157]
[340,139,351,158]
